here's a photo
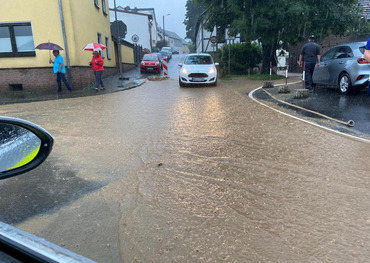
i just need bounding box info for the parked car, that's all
[178,53,219,87]
[161,47,172,59]
[313,42,370,94]
[140,53,162,74]
[159,50,171,62]
[155,53,164,69]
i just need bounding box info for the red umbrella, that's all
[83,43,106,51]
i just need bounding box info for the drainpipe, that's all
[58,0,72,88]
[149,20,153,51]
[114,0,123,78]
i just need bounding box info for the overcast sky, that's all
[108,0,188,39]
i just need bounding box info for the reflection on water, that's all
[172,90,228,139]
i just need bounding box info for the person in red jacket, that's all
[90,48,104,91]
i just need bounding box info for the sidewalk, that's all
[0,68,146,105]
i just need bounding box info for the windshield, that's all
[3,1,370,263]
[143,55,158,61]
[184,55,213,65]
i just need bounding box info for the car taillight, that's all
[357,58,370,64]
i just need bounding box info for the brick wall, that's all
[0,63,136,92]
[0,66,118,92]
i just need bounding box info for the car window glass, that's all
[184,56,212,65]
[321,48,337,62]
[143,56,158,61]
[359,46,365,54]
[334,46,352,59]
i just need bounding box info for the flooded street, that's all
[1,68,370,262]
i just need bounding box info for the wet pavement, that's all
[253,82,370,140]
[1,59,370,262]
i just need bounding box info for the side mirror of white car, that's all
[214,62,219,66]
[178,63,183,67]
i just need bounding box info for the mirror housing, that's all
[214,62,219,66]
[178,63,183,67]
[0,117,53,180]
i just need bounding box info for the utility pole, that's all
[114,0,123,79]
[163,14,170,45]
[163,15,165,44]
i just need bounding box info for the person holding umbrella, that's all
[89,48,104,91]
[49,50,72,93]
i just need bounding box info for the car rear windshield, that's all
[143,55,158,61]
[359,46,365,54]
[184,55,213,65]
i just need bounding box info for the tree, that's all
[156,40,168,50]
[193,0,362,73]
[184,0,206,42]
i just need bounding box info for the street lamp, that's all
[163,13,171,44]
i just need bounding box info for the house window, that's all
[94,0,99,8]
[105,37,111,60]
[102,0,107,14]
[97,33,104,58]
[0,23,35,57]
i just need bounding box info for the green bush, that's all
[218,42,262,75]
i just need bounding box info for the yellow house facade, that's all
[0,0,127,91]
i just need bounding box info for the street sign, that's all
[210,36,217,44]
[225,28,235,40]
[111,21,127,40]
[132,34,139,42]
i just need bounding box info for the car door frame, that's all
[328,45,353,86]
[313,47,337,84]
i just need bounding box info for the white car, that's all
[178,53,219,87]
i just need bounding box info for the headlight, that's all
[155,62,160,65]
[181,67,189,74]
[208,67,216,74]
[141,61,145,65]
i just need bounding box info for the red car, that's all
[140,54,162,74]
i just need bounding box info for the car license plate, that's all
[192,77,204,82]
[146,67,153,70]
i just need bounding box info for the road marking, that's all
[248,85,370,144]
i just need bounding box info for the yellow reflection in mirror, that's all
[9,145,41,170]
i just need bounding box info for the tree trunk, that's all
[261,43,277,74]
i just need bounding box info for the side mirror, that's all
[214,62,219,66]
[178,63,183,67]
[0,117,53,180]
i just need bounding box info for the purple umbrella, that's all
[35,42,63,60]
[35,42,63,50]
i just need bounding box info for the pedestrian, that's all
[363,38,370,96]
[298,35,321,91]
[49,50,72,92]
[89,48,104,91]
